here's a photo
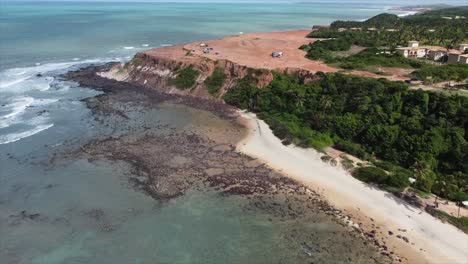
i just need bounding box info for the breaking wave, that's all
[0,123,54,145]
[0,58,109,144]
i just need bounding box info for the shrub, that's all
[132,58,142,66]
[334,139,368,160]
[374,160,395,171]
[341,155,355,170]
[170,66,199,90]
[205,68,226,95]
[411,64,468,82]
[352,166,388,184]
[321,155,333,162]
[223,77,258,109]
[387,167,411,188]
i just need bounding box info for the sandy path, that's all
[237,112,468,264]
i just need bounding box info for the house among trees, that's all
[460,44,468,53]
[449,54,468,64]
[397,41,468,63]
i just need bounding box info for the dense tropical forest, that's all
[224,73,468,201]
[301,7,468,75]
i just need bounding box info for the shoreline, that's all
[57,65,397,263]
[236,112,468,264]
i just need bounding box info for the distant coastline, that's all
[389,4,452,13]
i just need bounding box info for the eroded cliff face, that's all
[99,49,319,100]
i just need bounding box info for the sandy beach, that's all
[237,112,468,264]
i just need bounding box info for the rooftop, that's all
[397,45,460,54]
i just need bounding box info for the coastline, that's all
[53,65,396,263]
[236,112,468,264]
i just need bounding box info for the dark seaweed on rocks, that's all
[57,64,395,263]
[63,63,238,120]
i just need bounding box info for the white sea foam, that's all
[33,98,59,106]
[0,97,35,127]
[37,76,54,91]
[0,123,54,145]
[141,44,149,47]
[0,75,33,88]
[160,44,173,47]
[0,96,59,129]
[398,11,418,17]
[123,46,135,50]
[0,59,104,92]
[14,71,27,76]
[0,58,110,142]
[72,58,80,61]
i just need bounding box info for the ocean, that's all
[1,2,407,263]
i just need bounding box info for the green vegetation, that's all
[340,155,355,170]
[170,66,199,90]
[123,58,143,70]
[224,73,468,200]
[352,165,410,190]
[302,40,427,70]
[328,8,468,47]
[302,7,468,73]
[427,208,468,233]
[204,68,226,95]
[411,64,468,82]
[352,166,389,184]
[132,58,142,66]
[339,48,425,69]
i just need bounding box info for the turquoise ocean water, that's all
[0,1,412,68]
[1,2,412,263]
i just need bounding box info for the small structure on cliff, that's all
[272,51,283,58]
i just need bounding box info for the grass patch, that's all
[321,155,332,162]
[170,66,199,90]
[340,154,355,170]
[131,58,142,66]
[204,68,226,95]
[352,166,388,184]
[411,64,468,83]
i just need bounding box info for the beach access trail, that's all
[237,112,468,264]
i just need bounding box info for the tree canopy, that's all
[224,73,468,200]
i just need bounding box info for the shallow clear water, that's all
[0,2,409,263]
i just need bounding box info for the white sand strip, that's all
[237,112,468,264]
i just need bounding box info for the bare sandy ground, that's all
[184,30,337,73]
[183,30,411,80]
[237,112,468,264]
[142,30,410,81]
